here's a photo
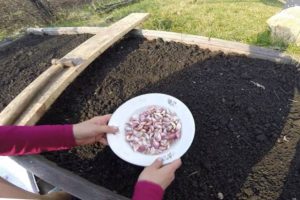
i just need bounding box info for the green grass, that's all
[2,0,300,56]
[52,0,300,56]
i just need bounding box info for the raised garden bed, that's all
[1,31,300,200]
[0,34,91,111]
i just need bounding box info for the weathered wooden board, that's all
[27,27,107,35]
[0,65,63,126]
[10,155,130,200]
[0,13,149,125]
[131,29,297,65]
[26,27,298,65]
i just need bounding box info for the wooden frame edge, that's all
[10,155,129,200]
[27,27,298,64]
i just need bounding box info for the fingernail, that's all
[112,126,119,131]
[157,157,163,162]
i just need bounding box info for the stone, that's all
[244,188,254,196]
[217,192,224,200]
[267,6,300,46]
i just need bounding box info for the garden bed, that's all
[0,34,91,111]
[1,34,300,200]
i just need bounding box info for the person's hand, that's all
[138,158,182,190]
[73,114,118,146]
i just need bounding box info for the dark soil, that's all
[1,34,300,199]
[0,34,91,111]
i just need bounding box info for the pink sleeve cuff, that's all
[132,181,164,200]
[0,125,76,156]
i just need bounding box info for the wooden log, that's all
[11,155,129,200]
[0,13,149,125]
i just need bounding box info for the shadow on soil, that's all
[42,38,300,199]
[279,140,300,199]
[131,52,300,199]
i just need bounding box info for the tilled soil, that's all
[1,34,300,200]
[0,34,91,111]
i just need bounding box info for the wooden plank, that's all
[131,29,298,65]
[10,155,129,200]
[26,27,298,64]
[27,27,106,35]
[0,13,149,125]
[0,65,64,125]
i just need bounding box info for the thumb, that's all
[149,158,163,169]
[94,125,119,134]
[162,159,182,173]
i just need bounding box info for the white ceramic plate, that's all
[107,93,195,166]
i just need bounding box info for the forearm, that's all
[132,181,164,200]
[0,125,76,156]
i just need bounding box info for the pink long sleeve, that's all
[0,125,76,156]
[132,181,164,200]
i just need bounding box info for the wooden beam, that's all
[130,29,297,65]
[0,13,149,125]
[27,27,297,64]
[0,65,63,125]
[11,155,129,200]
[27,27,106,35]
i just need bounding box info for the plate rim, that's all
[107,93,195,166]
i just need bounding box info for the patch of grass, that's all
[0,31,6,41]
[0,29,24,41]
[54,0,297,47]
[287,44,300,61]
[3,0,300,56]
[256,30,289,50]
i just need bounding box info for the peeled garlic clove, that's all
[137,145,146,152]
[132,143,140,152]
[150,147,156,154]
[175,131,181,139]
[176,122,181,130]
[154,132,162,141]
[125,134,134,141]
[167,133,177,140]
[152,139,160,149]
